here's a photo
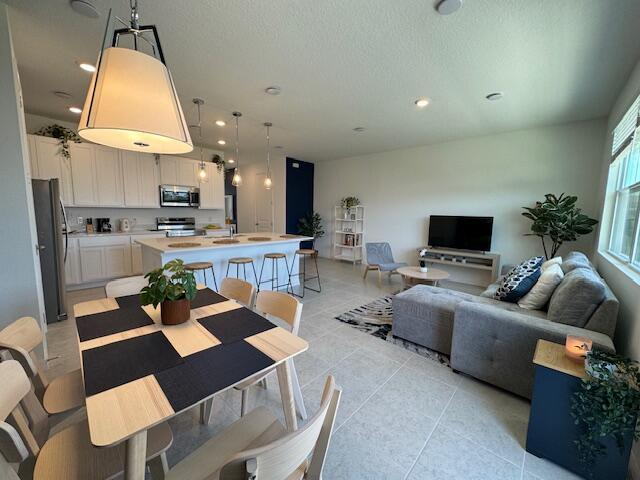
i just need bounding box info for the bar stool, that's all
[258,253,292,292]
[185,261,218,291]
[226,257,259,285]
[289,249,321,298]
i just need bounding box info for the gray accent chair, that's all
[363,242,407,284]
[392,252,618,399]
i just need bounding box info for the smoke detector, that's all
[70,0,100,18]
[436,0,462,15]
[265,86,282,96]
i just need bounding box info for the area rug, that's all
[335,296,450,366]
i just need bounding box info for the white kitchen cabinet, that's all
[31,135,74,205]
[78,236,131,282]
[70,142,98,206]
[64,238,81,285]
[123,151,159,207]
[79,246,105,282]
[131,243,143,274]
[95,146,124,206]
[199,164,225,209]
[104,244,131,277]
[160,155,198,186]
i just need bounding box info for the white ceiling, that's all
[5,0,640,162]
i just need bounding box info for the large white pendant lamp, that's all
[231,111,243,187]
[78,1,192,154]
[263,122,273,189]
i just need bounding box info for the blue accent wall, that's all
[286,158,314,241]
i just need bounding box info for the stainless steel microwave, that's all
[159,185,200,207]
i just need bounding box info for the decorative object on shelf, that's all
[263,122,273,189]
[212,154,225,173]
[77,1,192,154]
[298,212,325,251]
[192,98,209,182]
[522,193,598,259]
[341,196,361,209]
[231,112,243,187]
[572,349,640,467]
[419,259,428,273]
[35,124,81,159]
[140,259,196,325]
[565,335,593,362]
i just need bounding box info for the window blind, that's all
[612,95,640,156]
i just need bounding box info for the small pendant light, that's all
[78,1,192,154]
[231,111,243,187]
[263,122,273,189]
[193,98,208,182]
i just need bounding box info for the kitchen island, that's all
[135,233,313,289]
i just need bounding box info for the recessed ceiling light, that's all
[69,107,82,114]
[265,86,282,96]
[353,127,366,133]
[227,158,235,164]
[436,0,463,15]
[53,91,72,99]
[217,139,226,145]
[485,92,504,101]
[414,98,430,108]
[215,120,226,127]
[79,63,96,72]
[70,0,100,18]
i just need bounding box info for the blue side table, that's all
[526,339,632,480]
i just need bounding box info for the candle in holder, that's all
[565,335,593,361]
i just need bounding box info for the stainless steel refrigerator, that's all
[32,178,68,323]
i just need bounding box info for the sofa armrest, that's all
[450,301,614,399]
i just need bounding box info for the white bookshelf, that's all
[333,205,365,264]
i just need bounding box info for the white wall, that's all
[315,119,607,284]
[594,58,640,360]
[236,154,286,233]
[0,5,45,329]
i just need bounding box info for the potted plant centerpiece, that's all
[571,349,640,478]
[140,259,197,325]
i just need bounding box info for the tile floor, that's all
[48,258,582,480]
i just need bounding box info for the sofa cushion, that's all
[548,267,606,327]
[494,256,544,303]
[561,251,591,274]
[518,263,564,310]
[541,256,562,270]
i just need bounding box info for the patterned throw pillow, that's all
[494,256,544,303]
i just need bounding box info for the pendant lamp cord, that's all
[266,124,271,177]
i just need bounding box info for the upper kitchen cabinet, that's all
[160,155,198,187]
[70,143,124,207]
[122,151,160,208]
[199,163,225,209]
[69,142,97,205]
[29,134,74,205]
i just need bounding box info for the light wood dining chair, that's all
[0,359,173,480]
[220,277,257,308]
[0,316,84,415]
[105,275,148,297]
[168,375,341,480]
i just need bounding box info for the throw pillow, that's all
[494,256,544,303]
[518,263,564,310]
[541,256,562,271]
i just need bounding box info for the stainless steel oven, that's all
[159,185,200,207]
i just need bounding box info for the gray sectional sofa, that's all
[392,252,618,398]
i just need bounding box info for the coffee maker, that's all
[95,218,112,233]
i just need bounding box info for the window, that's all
[607,94,640,271]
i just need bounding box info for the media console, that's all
[418,247,501,283]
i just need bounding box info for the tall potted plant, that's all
[522,193,598,259]
[297,212,325,252]
[140,259,197,325]
[571,350,640,478]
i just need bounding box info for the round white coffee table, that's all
[397,266,450,290]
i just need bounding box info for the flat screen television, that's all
[428,216,493,252]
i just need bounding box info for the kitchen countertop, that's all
[67,226,233,238]
[135,233,312,254]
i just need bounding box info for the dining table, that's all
[73,287,309,480]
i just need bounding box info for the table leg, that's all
[401,275,406,291]
[276,361,298,432]
[124,430,147,480]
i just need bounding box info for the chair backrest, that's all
[220,375,341,480]
[0,317,48,397]
[105,275,147,298]
[255,291,302,335]
[220,277,256,308]
[0,360,40,478]
[365,242,394,265]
